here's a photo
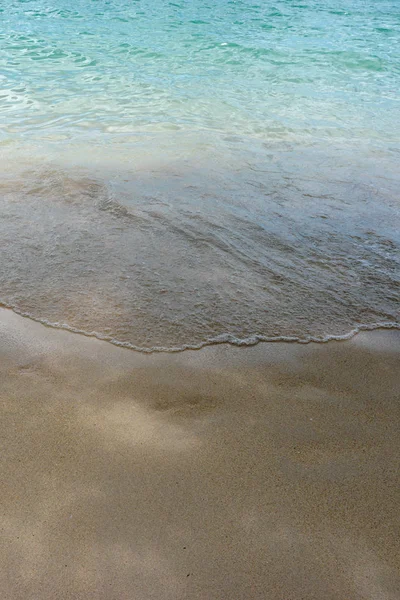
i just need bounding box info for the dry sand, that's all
[0,307,399,600]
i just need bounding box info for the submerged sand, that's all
[0,307,399,599]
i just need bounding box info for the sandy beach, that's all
[0,307,399,599]
[2,0,400,597]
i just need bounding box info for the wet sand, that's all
[0,307,399,600]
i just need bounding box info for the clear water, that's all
[0,0,399,350]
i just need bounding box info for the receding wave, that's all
[0,146,399,353]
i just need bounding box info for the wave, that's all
[1,300,399,354]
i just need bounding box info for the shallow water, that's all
[0,0,399,350]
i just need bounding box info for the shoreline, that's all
[1,303,399,353]
[1,308,399,599]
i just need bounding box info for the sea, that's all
[0,0,399,351]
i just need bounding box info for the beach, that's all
[1,1,400,596]
[1,307,399,600]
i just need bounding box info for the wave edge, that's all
[1,300,399,354]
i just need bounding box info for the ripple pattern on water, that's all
[1,0,399,142]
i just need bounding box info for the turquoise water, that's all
[1,0,400,143]
[0,0,399,350]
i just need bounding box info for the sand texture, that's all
[0,308,399,600]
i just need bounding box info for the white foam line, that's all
[0,300,399,354]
